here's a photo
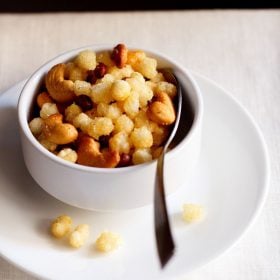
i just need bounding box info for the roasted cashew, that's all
[45,63,76,103]
[111,44,128,68]
[77,134,120,168]
[147,91,176,125]
[43,113,78,145]
[37,92,53,108]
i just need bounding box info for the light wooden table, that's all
[0,10,279,280]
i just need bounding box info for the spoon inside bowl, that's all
[154,69,182,267]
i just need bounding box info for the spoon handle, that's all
[154,69,182,268]
[154,151,175,267]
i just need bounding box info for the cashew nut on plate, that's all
[42,113,78,145]
[147,91,176,125]
[45,63,76,103]
[77,134,120,168]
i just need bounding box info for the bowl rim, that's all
[18,44,203,174]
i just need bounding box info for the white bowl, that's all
[17,45,203,211]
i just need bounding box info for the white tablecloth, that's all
[0,10,279,280]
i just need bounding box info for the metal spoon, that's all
[154,69,182,268]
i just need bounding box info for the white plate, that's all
[0,73,270,280]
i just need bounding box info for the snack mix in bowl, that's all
[28,44,178,168]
